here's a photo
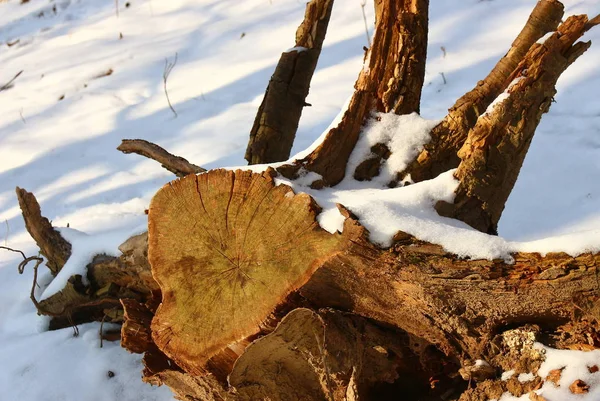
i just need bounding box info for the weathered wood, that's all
[230,308,461,401]
[15,188,158,330]
[16,187,71,275]
[399,0,564,184]
[300,210,600,365]
[245,0,334,164]
[277,0,429,187]
[117,139,206,177]
[435,14,597,233]
[147,169,344,375]
[135,168,599,400]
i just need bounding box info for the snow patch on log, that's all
[225,110,600,261]
[40,225,147,300]
[497,343,600,400]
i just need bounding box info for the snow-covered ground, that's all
[1,0,599,400]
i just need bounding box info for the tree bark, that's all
[277,0,429,187]
[398,0,564,185]
[16,187,72,275]
[245,0,335,165]
[436,14,597,234]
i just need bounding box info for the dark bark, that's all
[245,0,334,165]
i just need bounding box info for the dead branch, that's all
[117,139,206,177]
[0,245,26,260]
[399,0,564,184]
[436,14,596,234]
[15,187,71,275]
[245,0,334,165]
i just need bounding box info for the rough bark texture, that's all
[245,0,334,165]
[118,139,206,177]
[229,308,461,401]
[399,0,564,184]
[277,0,429,187]
[16,187,72,275]
[436,14,597,234]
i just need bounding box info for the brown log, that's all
[435,14,597,234]
[229,308,461,401]
[147,168,343,375]
[16,187,71,275]
[245,0,334,165]
[117,139,206,177]
[399,0,564,184]
[277,0,429,187]
[135,168,599,400]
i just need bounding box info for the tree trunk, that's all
[277,0,429,187]
[398,0,564,184]
[245,0,335,165]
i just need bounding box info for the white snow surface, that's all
[0,0,599,400]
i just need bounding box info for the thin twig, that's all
[359,0,371,48]
[19,108,26,124]
[163,53,178,118]
[115,0,119,17]
[0,245,26,260]
[0,70,24,92]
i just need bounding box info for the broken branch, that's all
[117,139,206,177]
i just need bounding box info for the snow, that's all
[481,76,525,117]
[285,46,308,53]
[537,31,555,45]
[0,0,599,400]
[502,370,516,380]
[41,224,147,300]
[497,344,600,401]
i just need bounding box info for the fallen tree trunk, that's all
[13,1,600,401]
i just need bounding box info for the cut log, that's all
[399,0,564,184]
[436,14,598,234]
[16,187,72,275]
[277,0,429,187]
[147,168,344,375]
[245,0,334,165]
